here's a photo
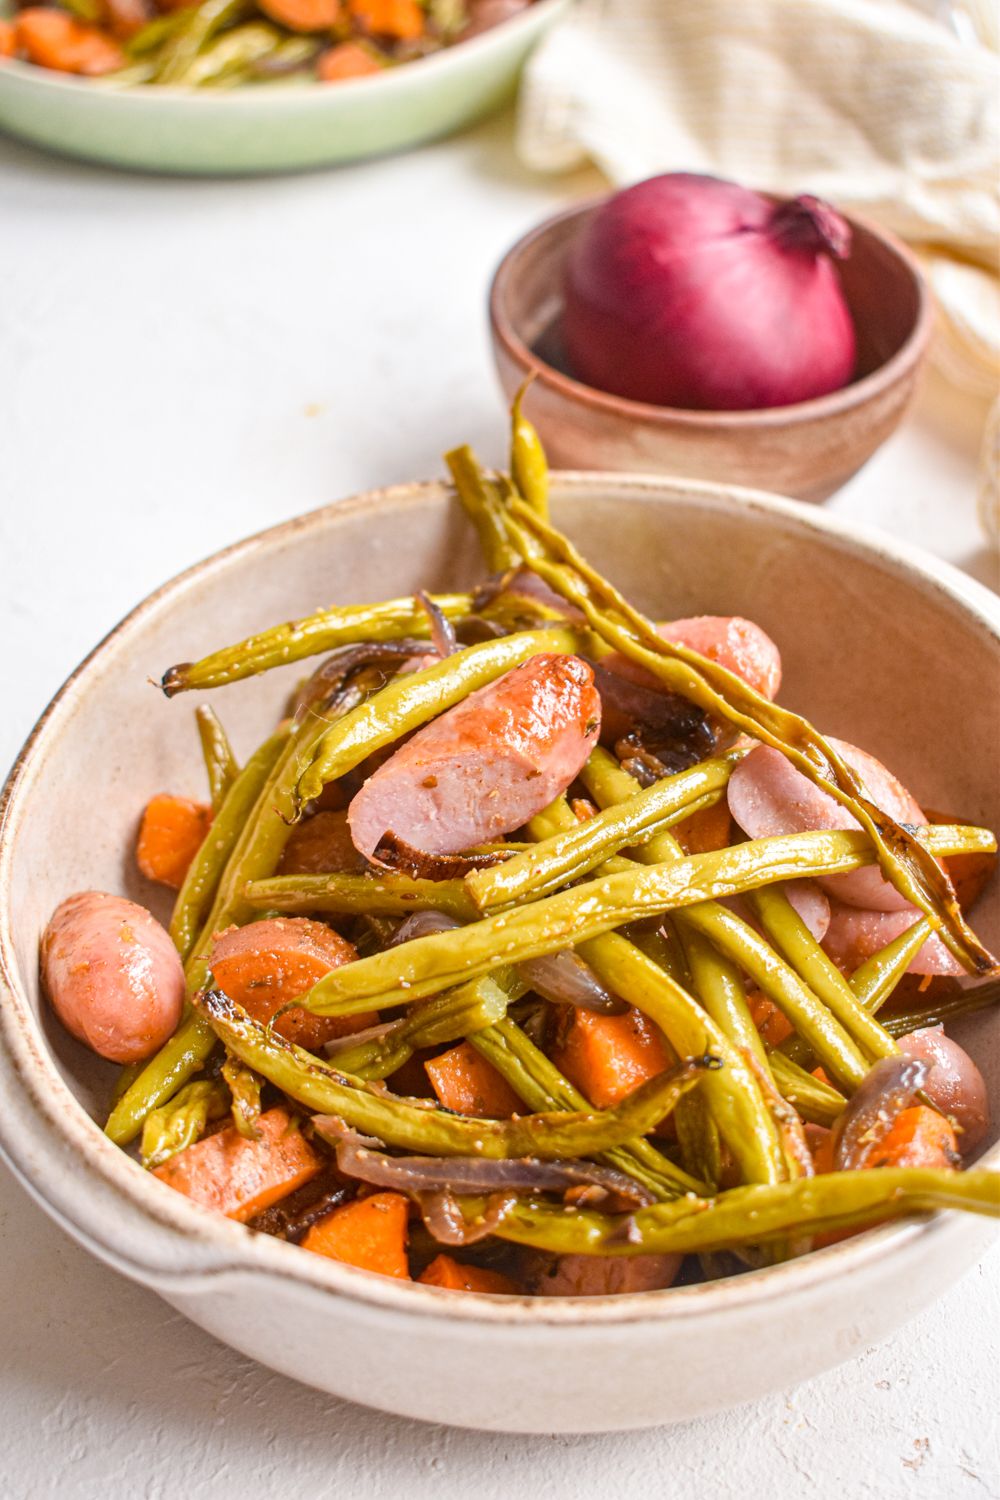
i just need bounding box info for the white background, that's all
[1,106,998,1500]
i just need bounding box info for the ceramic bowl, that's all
[489,200,933,502]
[0,474,997,1433]
[0,0,567,174]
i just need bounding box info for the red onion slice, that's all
[831,1055,932,1170]
[417,1190,518,1246]
[517,950,626,1015]
[415,591,459,659]
[324,1131,657,1207]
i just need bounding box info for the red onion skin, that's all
[563,173,856,412]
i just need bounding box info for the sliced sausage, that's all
[208,917,371,1051]
[820,901,962,978]
[728,738,927,911]
[531,1252,682,1297]
[348,653,601,859]
[898,1026,990,1153]
[40,891,185,1063]
[603,615,782,702]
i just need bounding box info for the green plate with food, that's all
[0,0,566,172]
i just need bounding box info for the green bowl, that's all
[0,0,567,173]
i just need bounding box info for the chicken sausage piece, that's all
[41,891,184,1063]
[728,738,927,911]
[898,1025,990,1152]
[348,653,601,859]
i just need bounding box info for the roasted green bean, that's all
[460,1167,1000,1257]
[749,885,898,1064]
[140,1079,229,1171]
[332,974,517,1082]
[466,754,739,912]
[297,828,955,1023]
[195,704,239,810]
[768,1052,846,1126]
[445,447,520,576]
[200,989,719,1160]
[849,918,934,1012]
[161,593,473,696]
[243,871,477,921]
[509,385,550,521]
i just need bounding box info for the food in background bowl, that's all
[0,0,536,85]
[37,402,1000,1296]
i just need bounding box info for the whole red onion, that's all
[563,173,857,411]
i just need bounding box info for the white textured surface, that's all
[0,107,998,1499]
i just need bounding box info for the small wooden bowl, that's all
[489,199,933,502]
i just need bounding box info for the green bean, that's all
[107,707,335,1146]
[183,22,284,85]
[468,1018,706,1199]
[768,1052,846,1126]
[881,978,1000,1039]
[169,728,287,962]
[243,871,477,922]
[200,989,718,1159]
[849,918,934,1012]
[679,902,869,1090]
[464,1167,1000,1257]
[466,755,739,912]
[749,885,898,1064]
[140,1080,229,1171]
[581,933,786,1186]
[675,1090,722,1191]
[195,704,239,811]
[509,385,550,520]
[445,447,519,575]
[299,827,946,1022]
[293,626,582,809]
[125,10,186,55]
[333,974,517,1082]
[161,593,473,697]
[467,470,993,976]
[152,0,249,84]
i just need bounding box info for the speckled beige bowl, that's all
[0,474,996,1432]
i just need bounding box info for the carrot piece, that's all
[551,1007,670,1110]
[424,1041,522,1118]
[153,1107,321,1223]
[0,19,16,55]
[748,990,794,1047]
[348,0,423,39]
[674,799,733,855]
[259,0,340,30]
[418,1254,517,1294]
[136,793,212,890]
[14,9,125,73]
[208,916,374,1051]
[862,1105,959,1170]
[316,40,382,80]
[302,1191,410,1278]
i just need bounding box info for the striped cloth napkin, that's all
[517,0,1000,539]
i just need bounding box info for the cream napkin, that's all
[517,0,1000,537]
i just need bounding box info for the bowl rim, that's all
[0,470,997,1328]
[0,0,565,106]
[489,197,935,430]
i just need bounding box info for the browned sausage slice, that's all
[40,891,184,1063]
[348,653,601,859]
